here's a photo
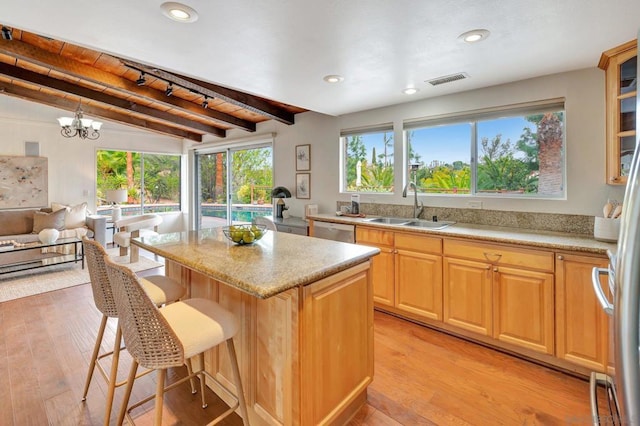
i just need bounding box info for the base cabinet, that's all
[357,227,443,321]
[555,253,610,372]
[350,221,612,374]
[443,238,555,355]
[443,257,492,335]
[166,260,374,425]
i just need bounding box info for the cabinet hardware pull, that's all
[557,255,564,260]
[483,252,502,262]
[493,267,498,272]
[485,265,491,270]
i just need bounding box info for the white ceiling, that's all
[3,0,640,117]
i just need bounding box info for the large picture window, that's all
[404,101,565,198]
[96,150,182,216]
[341,124,394,193]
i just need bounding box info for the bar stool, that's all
[104,256,250,426]
[81,237,186,426]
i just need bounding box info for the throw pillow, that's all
[51,202,87,229]
[32,209,66,233]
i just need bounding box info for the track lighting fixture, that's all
[1,26,13,41]
[136,72,146,86]
[202,97,209,109]
[165,83,173,97]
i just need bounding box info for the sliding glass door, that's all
[196,143,272,230]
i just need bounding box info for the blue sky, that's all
[360,116,534,166]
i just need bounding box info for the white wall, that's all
[0,97,186,231]
[0,66,627,227]
[259,67,626,218]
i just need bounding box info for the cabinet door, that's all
[443,257,492,336]
[371,246,395,306]
[493,266,555,354]
[356,227,395,306]
[555,253,609,372]
[600,40,637,184]
[395,249,443,321]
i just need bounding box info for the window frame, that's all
[403,99,566,199]
[95,149,183,216]
[340,123,395,194]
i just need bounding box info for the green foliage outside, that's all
[198,147,273,204]
[412,113,562,195]
[96,150,180,207]
[345,133,394,192]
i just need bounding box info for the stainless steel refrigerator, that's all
[590,32,640,425]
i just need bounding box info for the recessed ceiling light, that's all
[458,29,490,43]
[323,75,344,83]
[402,87,419,95]
[160,2,199,23]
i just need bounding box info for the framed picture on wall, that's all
[296,173,310,199]
[295,144,311,171]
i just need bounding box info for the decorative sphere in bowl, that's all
[222,224,268,245]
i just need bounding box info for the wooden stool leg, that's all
[154,369,166,426]
[119,246,128,257]
[226,339,250,426]
[82,315,108,401]
[186,358,197,394]
[117,360,139,426]
[103,324,122,426]
[130,244,139,263]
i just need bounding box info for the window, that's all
[96,150,181,216]
[195,143,273,229]
[341,125,394,193]
[404,101,565,198]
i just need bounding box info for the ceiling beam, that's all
[125,61,296,125]
[0,83,203,142]
[0,38,257,132]
[0,62,226,137]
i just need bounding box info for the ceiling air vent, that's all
[426,72,469,86]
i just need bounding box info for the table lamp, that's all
[106,189,127,221]
[271,186,291,219]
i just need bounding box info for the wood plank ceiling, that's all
[0,25,307,142]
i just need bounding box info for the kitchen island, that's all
[132,228,380,425]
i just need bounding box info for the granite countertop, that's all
[132,228,380,299]
[307,213,617,256]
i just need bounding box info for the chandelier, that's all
[57,105,102,140]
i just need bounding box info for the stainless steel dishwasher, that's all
[312,221,355,243]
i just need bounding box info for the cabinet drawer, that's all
[443,239,554,272]
[356,227,394,247]
[395,232,441,254]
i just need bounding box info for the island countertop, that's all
[132,228,380,299]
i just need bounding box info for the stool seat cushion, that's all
[114,229,158,248]
[160,298,239,359]
[140,275,185,306]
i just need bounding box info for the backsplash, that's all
[336,201,594,236]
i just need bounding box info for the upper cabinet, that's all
[599,40,637,185]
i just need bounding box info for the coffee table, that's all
[0,237,84,275]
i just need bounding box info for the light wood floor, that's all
[0,261,596,425]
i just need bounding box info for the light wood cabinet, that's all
[356,227,395,306]
[167,260,374,425]
[395,233,443,320]
[443,256,492,335]
[599,39,637,185]
[356,227,443,320]
[555,253,610,372]
[443,239,555,354]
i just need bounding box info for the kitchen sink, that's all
[403,220,455,230]
[364,217,413,225]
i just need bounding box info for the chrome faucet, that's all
[402,182,424,219]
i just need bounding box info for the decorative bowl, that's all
[222,224,268,245]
